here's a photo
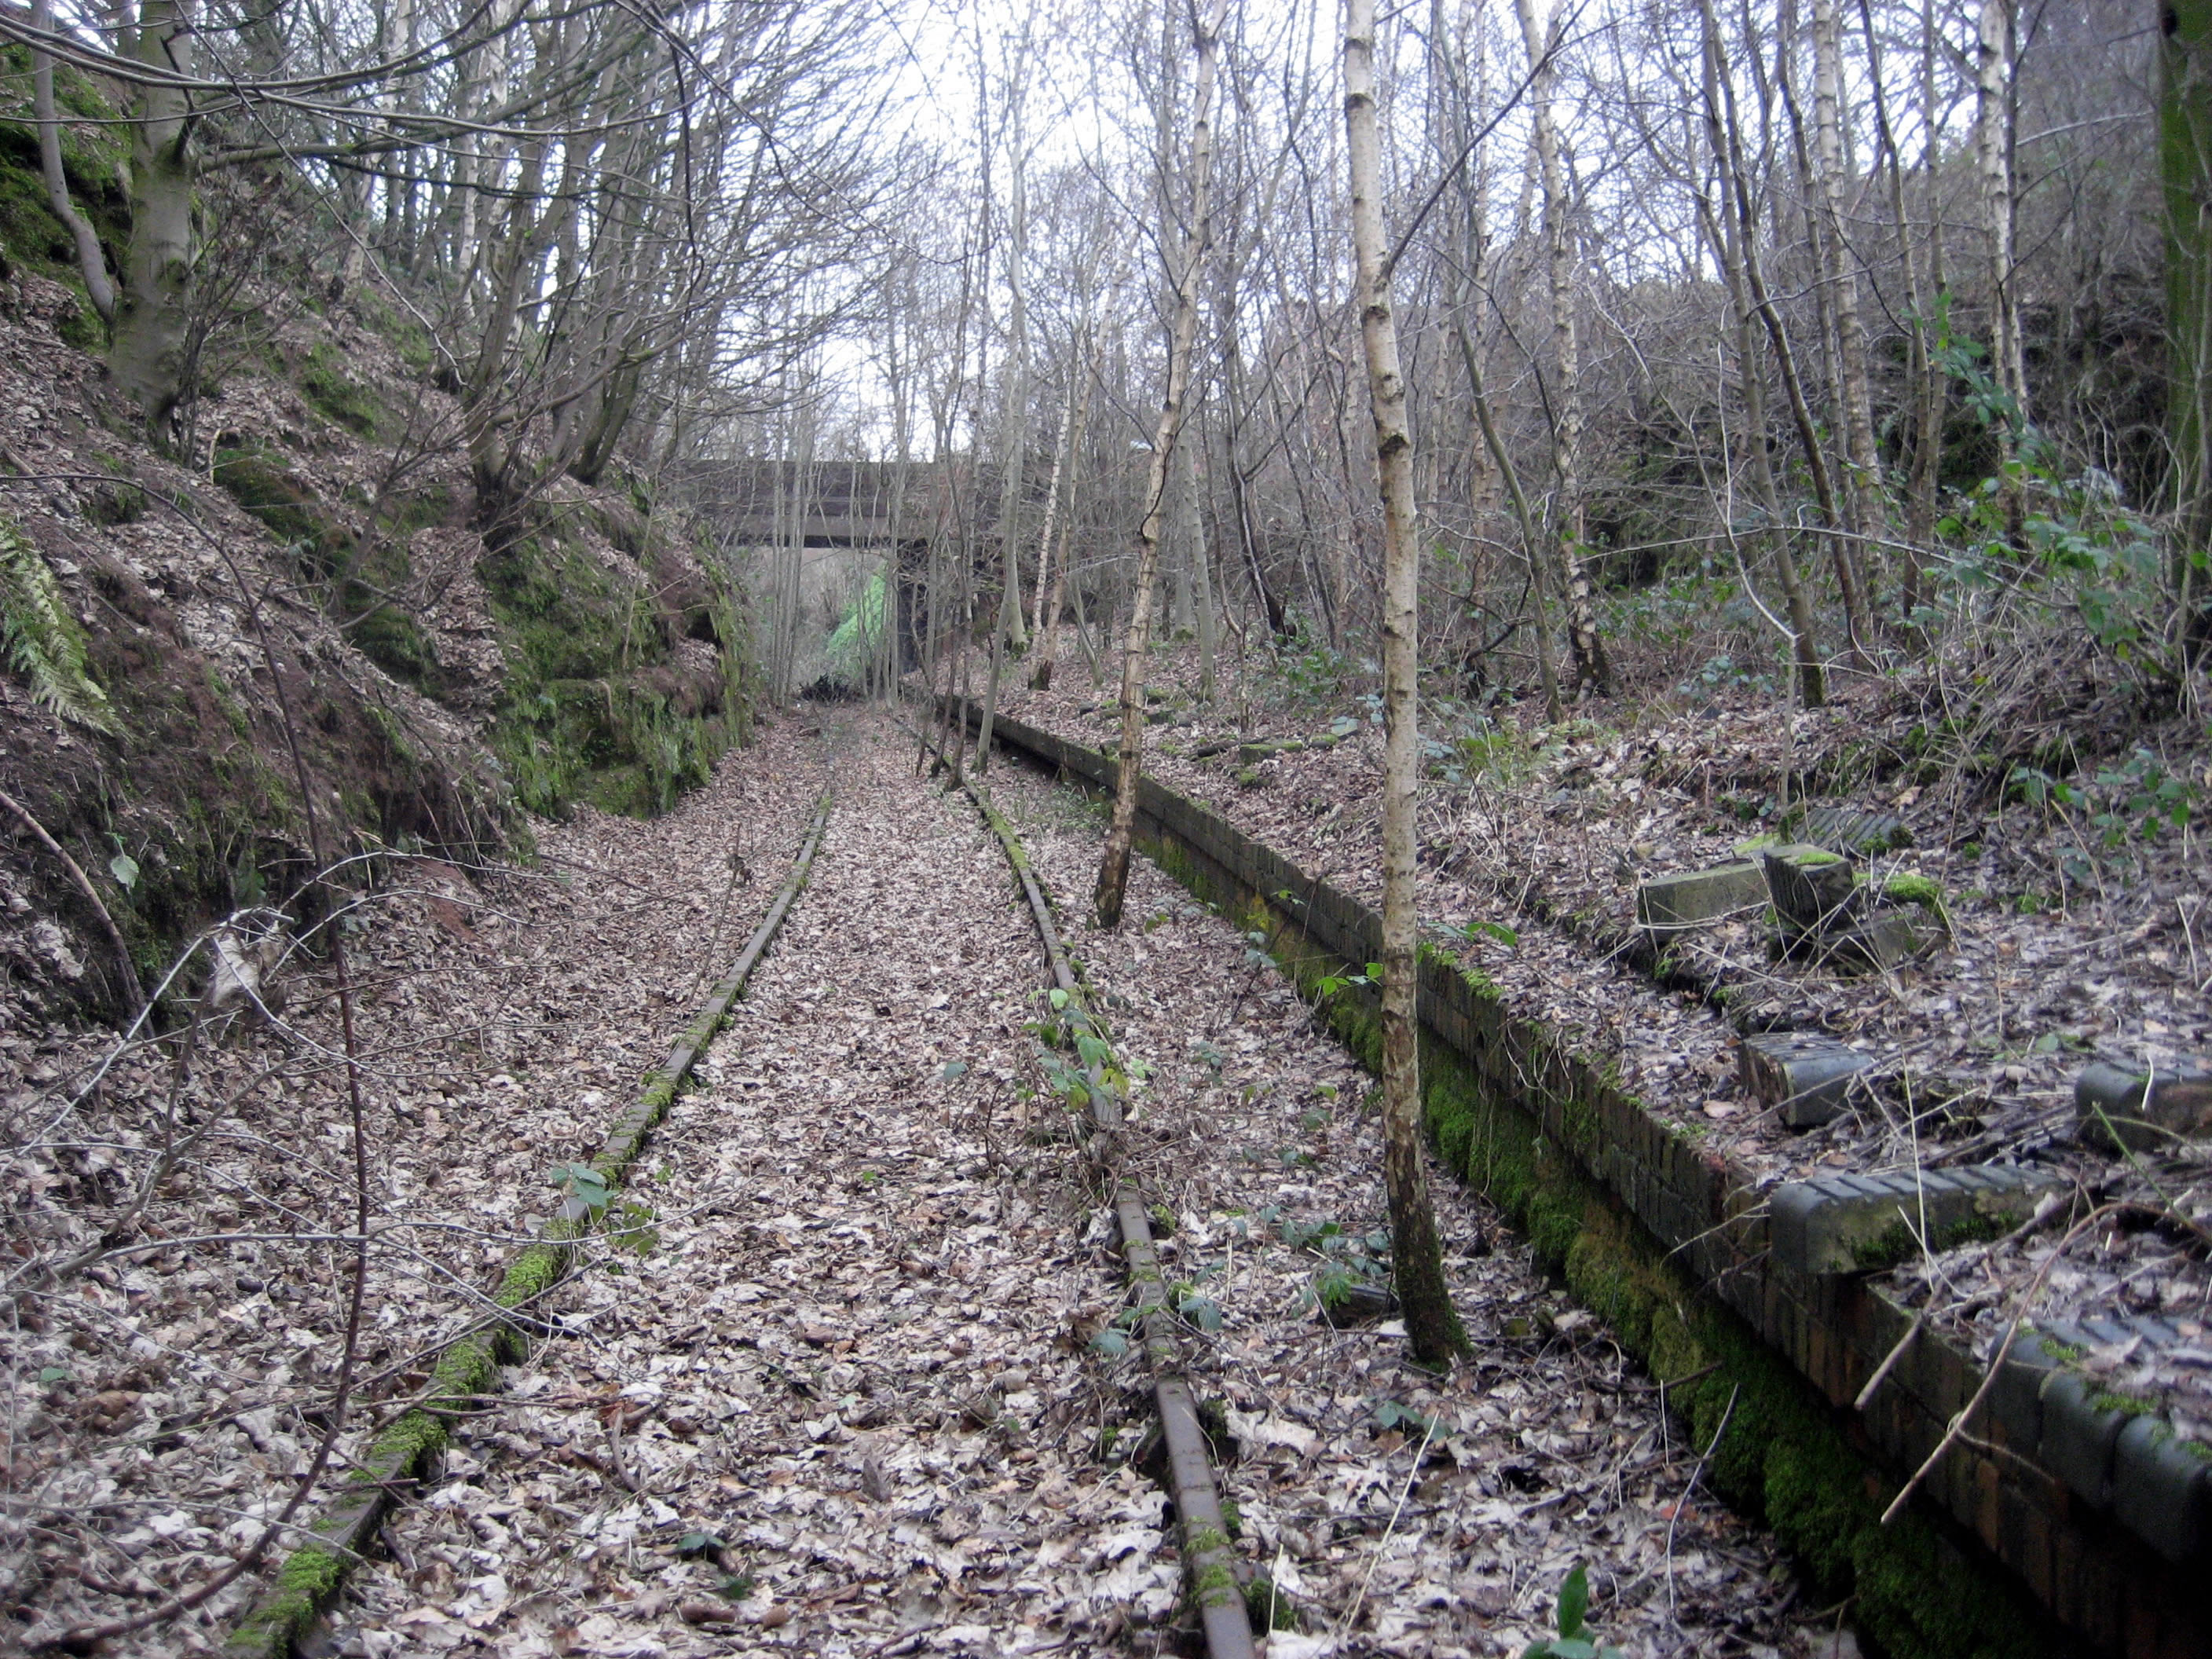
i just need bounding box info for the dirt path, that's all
[319,715,1829,1659]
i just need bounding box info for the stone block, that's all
[2038,1371,2126,1509]
[1760,844,1859,932]
[1236,738,1303,763]
[1825,910,1924,972]
[1799,804,1913,855]
[2075,1060,2212,1152]
[1740,1031,1871,1127]
[2111,1414,2212,1563]
[1990,1327,2069,1452]
[1635,862,1769,934]
[1768,1163,2062,1276]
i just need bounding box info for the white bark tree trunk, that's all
[1094,0,1226,930]
[1345,0,1464,1368]
[1511,0,1609,696]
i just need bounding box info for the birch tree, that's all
[1095,0,1226,929]
[1345,0,1466,1368]
[1511,0,1610,695]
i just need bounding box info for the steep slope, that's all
[0,168,754,1027]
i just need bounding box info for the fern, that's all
[0,516,116,734]
[824,566,888,685]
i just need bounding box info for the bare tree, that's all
[1345,0,1467,1368]
[1511,0,1610,695]
[1095,0,1227,930]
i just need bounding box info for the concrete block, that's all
[1801,910,1925,972]
[2039,1371,2126,1509]
[1740,1031,1871,1126]
[2075,1059,2212,1151]
[1990,1327,2069,1452]
[1768,1163,2062,1275]
[1635,862,1769,933]
[1799,804,1913,855]
[2111,1414,2212,1563]
[1761,844,1859,932]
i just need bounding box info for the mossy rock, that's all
[480,536,750,819]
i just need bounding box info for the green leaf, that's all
[1048,987,1069,1010]
[676,1530,724,1558]
[549,1163,611,1211]
[1556,1564,1589,1638]
[1176,1294,1222,1333]
[939,1060,968,1081]
[108,852,139,892]
[38,1367,70,1385]
[1090,1328,1130,1357]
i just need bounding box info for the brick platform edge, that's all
[954,701,2207,1659]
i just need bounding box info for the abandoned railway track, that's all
[204,713,1822,1659]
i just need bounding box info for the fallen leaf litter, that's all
[314,712,1826,1657]
[2,720,826,1652]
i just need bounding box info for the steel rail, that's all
[222,785,836,1658]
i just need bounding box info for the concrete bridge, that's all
[705,459,969,549]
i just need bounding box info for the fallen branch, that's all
[1879,1200,2121,1526]
[0,782,144,1018]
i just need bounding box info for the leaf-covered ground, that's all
[2,717,826,1653]
[309,714,1834,1658]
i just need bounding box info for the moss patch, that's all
[298,342,387,437]
[0,46,128,328]
[478,534,749,818]
[225,1541,346,1658]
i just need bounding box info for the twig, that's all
[0,783,144,1017]
[606,1410,649,1496]
[1333,1413,1437,1640]
[1878,1201,2121,1525]
[1666,1383,1738,1624]
[1853,1309,1923,1412]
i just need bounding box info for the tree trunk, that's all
[1029,366,1077,647]
[1034,346,1094,691]
[1810,0,1881,544]
[1977,0,2026,419]
[1703,0,1842,702]
[1190,425,1218,701]
[1345,0,1465,1370]
[1452,287,1562,722]
[2166,0,2212,618]
[1859,0,1938,624]
[1095,0,1225,931]
[1773,1,1870,651]
[1512,0,1610,696]
[1701,6,1824,706]
[109,0,196,434]
[31,0,115,325]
